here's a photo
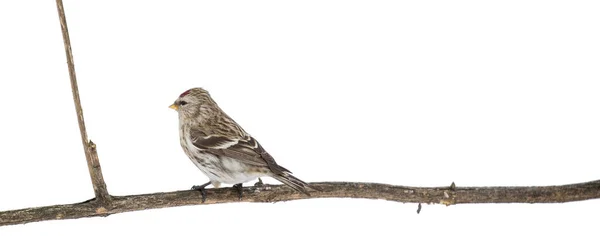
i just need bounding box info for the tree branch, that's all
[55,0,110,203]
[1,180,599,226]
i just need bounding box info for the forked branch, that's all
[3,0,600,229]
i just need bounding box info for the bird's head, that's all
[170,87,215,122]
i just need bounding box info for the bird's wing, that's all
[190,129,288,174]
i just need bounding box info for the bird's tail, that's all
[271,172,315,196]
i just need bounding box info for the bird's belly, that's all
[187,150,265,185]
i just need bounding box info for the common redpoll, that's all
[170,88,312,201]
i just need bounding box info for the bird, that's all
[169,87,313,201]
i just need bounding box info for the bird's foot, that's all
[233,183,243,200]
[254,178,264,187]
[191,181,211,203]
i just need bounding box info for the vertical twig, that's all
[55,0,110,204]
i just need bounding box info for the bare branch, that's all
[2,180,599,226]
[55,0,110,203]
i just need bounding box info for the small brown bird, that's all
[170,88,312,201]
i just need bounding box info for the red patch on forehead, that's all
[179,89,191,98]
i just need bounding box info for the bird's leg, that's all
[191,181,211,203]
[254,178,264,187]
[233,183,243,200]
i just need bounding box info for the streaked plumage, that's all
[170,88,312,196]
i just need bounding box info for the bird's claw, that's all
[233,183,243,200]
[191,183,210,203]
[449,182,456,191]
[254,178,264,187]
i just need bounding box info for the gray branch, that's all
[56,0,110,203]
[2,180,600,226]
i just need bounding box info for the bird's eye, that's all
[179,101,188,106]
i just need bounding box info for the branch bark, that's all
[1,180,600,226]
[55,0,110,203]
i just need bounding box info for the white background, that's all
[1,0,599,235]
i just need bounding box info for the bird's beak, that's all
[169,104,179,110]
